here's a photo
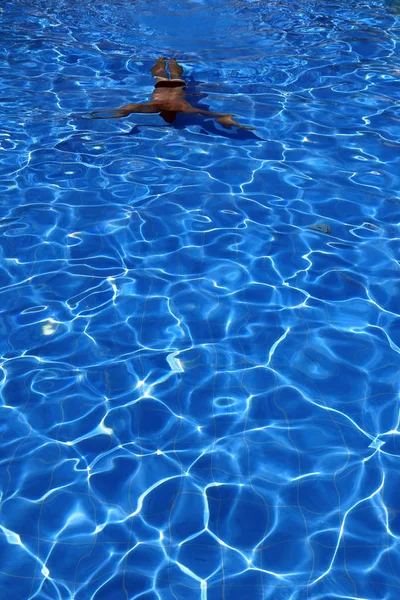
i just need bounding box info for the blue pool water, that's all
[1,0,400,598]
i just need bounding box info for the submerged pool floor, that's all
[1,0,400,598]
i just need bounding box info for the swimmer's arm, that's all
[184,106,255,130]
[215,114,256,131]
[90,102,159,119]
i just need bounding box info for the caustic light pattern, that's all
[1,0,400,599]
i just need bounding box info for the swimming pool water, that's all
[1,0,400,598]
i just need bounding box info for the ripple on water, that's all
[1,0,400,598]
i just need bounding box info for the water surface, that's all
[1,0,400,598]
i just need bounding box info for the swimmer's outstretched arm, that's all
[91,102,159,119]
[184,106,255,130]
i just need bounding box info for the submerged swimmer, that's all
[91,57,255,130]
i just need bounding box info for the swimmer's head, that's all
[160,110,176,123]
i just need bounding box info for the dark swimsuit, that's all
[155,80,186,89]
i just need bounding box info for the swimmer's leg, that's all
[168,58,184,80]
[150,57,169,79]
